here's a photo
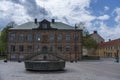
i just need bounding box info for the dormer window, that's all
[42,23,47,29]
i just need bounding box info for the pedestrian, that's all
[115,50,119,63]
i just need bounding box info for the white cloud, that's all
[0,0,120,41]
[104,6,109,11]
[113,8,120,24]
[92,21,120,41]
[97,15,110,20]
[93,7,120,41]
[36,0,93,25]
[0,0,94,27]
[0,1,32,25]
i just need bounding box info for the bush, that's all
[0,57,6,60]
[82,55,100,60]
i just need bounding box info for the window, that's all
[109,53,112,57]
[58,34,62,40]
[50,34,54,40]
[19,45,24,52]
[27,45,32,52]
[66,46,71,52]
[36,45,40,52]
[42,23,47,29]
[50,46,54,52]
[10,33,15,41]
[36,34,40,41]
[74,34,78,40]
[58,46,62,52]
[10,45,15,52]
[19,34,24,41]
[28,34,32,41]
[66,34,70,40]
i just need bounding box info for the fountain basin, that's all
[24,60,65,71]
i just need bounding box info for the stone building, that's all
[90,31,104,43]
[7,19,82,61]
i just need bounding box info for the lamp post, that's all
[75,24,77,62]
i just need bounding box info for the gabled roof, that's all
[10,20,76,30]
[90,33,104,40]
[99,38,120,47]
[10,22,38,30]
[51,22,74,29]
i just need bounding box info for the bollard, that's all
[18,60,21,63]
[70,60,74,63]
[4,59,7,63]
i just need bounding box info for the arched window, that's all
[28,34,32,41]
[58,34,62,40]
[19,34,24,41]
[74,34,78,40]
[66,34,70,40]
[10,33,15,41]
[36,33,40,41]
[50,34,54,40]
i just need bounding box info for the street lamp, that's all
[75,24,77,62]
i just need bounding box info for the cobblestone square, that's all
[0,58,120,80]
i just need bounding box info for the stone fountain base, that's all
[24,53,66,71]
[24,60,65,71]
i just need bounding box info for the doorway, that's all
[42,46,48,53]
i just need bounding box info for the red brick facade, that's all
[7,19,82,61]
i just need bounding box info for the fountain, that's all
[24,52,65,71]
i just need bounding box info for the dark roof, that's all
[10,20,79,30]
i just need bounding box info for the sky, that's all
[0,0,120,41]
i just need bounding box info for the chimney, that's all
[52,19,55,23]
[94,30,97,34]
[109,39,111,42]
[75,24,78,29]
[34,18,37,24]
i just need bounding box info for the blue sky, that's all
[90,0,120,26]
[0,0,120,41]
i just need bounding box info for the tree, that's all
[82,35,98,49]
[77,22,89,36]
[0,21,16,55]
[0,25,13,54]
[77,22,98,49]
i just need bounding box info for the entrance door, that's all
[42,46,48,53]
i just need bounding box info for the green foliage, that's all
[82,35,98,49]
[82,55,100,60]
[0,26,13,53]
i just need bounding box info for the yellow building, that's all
[98,39,120,58]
